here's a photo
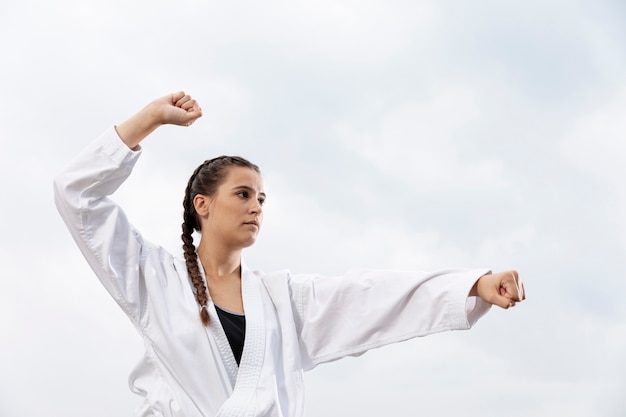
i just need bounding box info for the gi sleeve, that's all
[53,127,148,324]
[289,268,491,370]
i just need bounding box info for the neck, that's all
[196,238,242,280]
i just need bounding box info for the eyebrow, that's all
[232,185,267,198]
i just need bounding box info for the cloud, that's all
[559,88,626,244]
[201,1,436,66]
[336,87,509,194]
[559,89,626,182]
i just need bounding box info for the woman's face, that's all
[201,166,265,249]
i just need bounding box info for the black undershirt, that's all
[214,304,246,365]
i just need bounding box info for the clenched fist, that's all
[470,270,525,309]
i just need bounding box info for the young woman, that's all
[54,92,525,417]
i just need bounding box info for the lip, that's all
[244,221,259,227]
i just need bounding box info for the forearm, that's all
[293,267,491,367]
[114,91,202,150]
[115,102,162,149]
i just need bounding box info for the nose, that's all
[250,199,263,214]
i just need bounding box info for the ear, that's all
[193,194,211,217]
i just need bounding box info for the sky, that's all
[1,0,625,416]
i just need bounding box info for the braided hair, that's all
[181,156,261,326]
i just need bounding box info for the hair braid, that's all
[181,156,261,327]
[182,161,212,326]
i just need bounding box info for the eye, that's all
[258,197,266,206]
[237,190,249,199]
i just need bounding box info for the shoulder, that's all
[256,269,293,295]
[256,268,291,280]
[139,241,183,277]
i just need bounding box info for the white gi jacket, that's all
[54,128,492,417]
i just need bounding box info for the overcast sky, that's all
[1,1,625,416]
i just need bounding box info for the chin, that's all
[241,236,258,249]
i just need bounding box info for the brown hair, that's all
[181,156,261,326]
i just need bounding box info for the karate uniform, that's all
[53,128,492,417]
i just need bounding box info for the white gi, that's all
[53,128,492,417]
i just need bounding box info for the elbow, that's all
[52,170,80,218]
[52,173,67,210]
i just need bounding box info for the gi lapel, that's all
[215,260,267,417]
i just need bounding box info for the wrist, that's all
[469,280,479,297]
[116,105,162,150]
[470,271,492,298]
[143,100,167,128]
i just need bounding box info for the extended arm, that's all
[53,92,202,322]
[286,267,524,369]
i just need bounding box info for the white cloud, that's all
[477,224,536,266]
[336,87,510,193]
[559,88,626,245]
[559,90,626,181]
[202,0,436,66]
